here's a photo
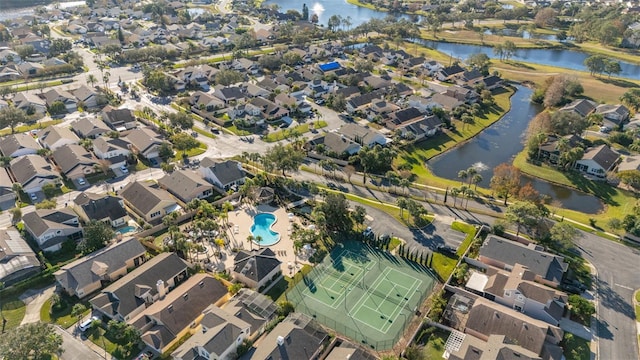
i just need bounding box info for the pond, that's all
[417,40,640,80]
[263,0,414,26]
[427,86,604,213]
[0,1,86,21]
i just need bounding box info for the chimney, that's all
[156,279,166,299]
[276,336,284,346]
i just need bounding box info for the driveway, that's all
[19,285,55,325]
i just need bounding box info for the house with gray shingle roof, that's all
[92,136,131,170]
[250,313,328,360]
[101,105,137,131]
[73,192,129,228]
[22,208,82,253]
[574,144,620,178]
[71,85,99,108]
[72,117,111,139]
[199,158,245,191]
[131,274,229,354]
[232,248,282,290]
[54,238,146,298]
[171,304,251,360]
[158,169,214,204]
[42,88,78,113]
[13,92,46,116]
[479,235,568,287]
[120,181,180,223]
[90,253,189,322]
[37,125,79,150]
[560,99,596,118]
[0,133,41,157]
[9,154,60,195]
[52,144,98,180]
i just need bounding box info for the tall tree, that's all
[490,163,521,205]
[549,222,579,251]
[0,322,63,359]
[171,132,200,158]
[313,192,353,234]
[0,106,28,134]
[79,220,115,254]
[263,143,305,176]
[505,201,546,237]
[620,89,640,112]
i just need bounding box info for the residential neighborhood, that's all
[1,0,640,359]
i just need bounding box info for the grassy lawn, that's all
[2,296,26,331]
[263,121,328,143]
[636,290,640,303]
[192,126,216,139]
[225,125,252,136]
[396,87,514,189]
[87,327,118,355]
[636,304,640,322]
[388,237,402,252]
[512,150,632,231]
[40,297,91,329]
[420,327,450,359]
[0,120,63,136]
[422,28,558,49]
[431,253,458,281]
[265,264,313,303]
[172,144,207,161]
[452,221,477,256]
[562,332,591,360]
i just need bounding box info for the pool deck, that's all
[191,204,309,277]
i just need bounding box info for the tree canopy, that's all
[0,322,63,360]
[263,143,305,176]
[490,163,521,205]
[79,220,115,254]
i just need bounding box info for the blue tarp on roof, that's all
[319,62,340,72]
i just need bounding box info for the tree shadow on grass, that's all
[598,77,638,89]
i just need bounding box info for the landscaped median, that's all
[262,121,328,143]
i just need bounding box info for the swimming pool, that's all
[250,213,280,246]
[116,225,138,235]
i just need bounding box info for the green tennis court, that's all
[287,241,437,350]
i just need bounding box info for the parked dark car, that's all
[436,245,457,256]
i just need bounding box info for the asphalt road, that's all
[55,326,102,360]
[575,233,640,360]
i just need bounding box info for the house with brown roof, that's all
[54,238,146,298]
[9,154,60,196]
[13,93,46,116]
[232,248,282,290]
[465,263,568,326]
[0,168,15,207]
[72,85,100,108]
[199,158,245,191]
[157,169,214,204]
[0,133,41,157]
[37,125,79,150]
[560,99,597,118]
[171,304,251,360]
[124,127,164,161]
[574,144,620,178]
[456,297,564,360]
[52,144,98,180]
[130,274,229,353]
[72,117,111,139]
[90,253,189,322]
[42,88,78,113]
[249,313,329,360]
[120,181,180,223]
[22,208,82,253]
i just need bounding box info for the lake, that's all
[418,40,640,80]
[263,0,407,26]
[0,1,86,22]
[427,86,604,213]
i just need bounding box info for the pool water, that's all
[250,213,280,246]
[116,225,138,235]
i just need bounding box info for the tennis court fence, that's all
[287,252,435,350]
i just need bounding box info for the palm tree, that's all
[465,167,477,185]
[471,174,483,191]
[450,188,461,207]
[400,178,411,195]
[255,235,263,249]
[246,235,254,251]
[396,197,408,219]
[86,74,97,88]
[457,170,468,185]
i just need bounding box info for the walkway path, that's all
[19,285,55,326]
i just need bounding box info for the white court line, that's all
[349,267,391,319]
[304,262,366,309]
